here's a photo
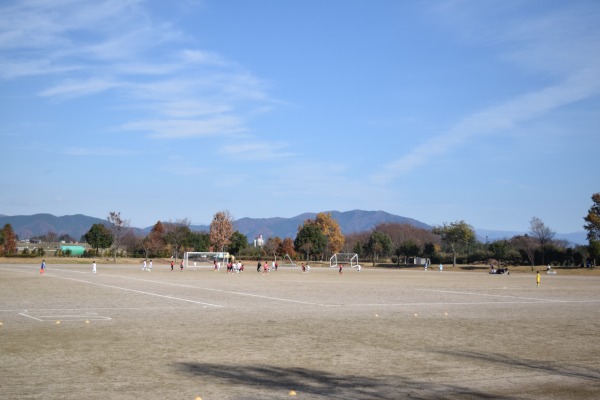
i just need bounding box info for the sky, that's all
[1,0,599,234]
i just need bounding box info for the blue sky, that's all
[1,0,599,234]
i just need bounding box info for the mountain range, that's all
[0,211,587,245]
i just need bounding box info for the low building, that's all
[60,245,86,257]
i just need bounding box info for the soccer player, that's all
[40,259,46,274]
[92,261,97,274]
[142,259,147,271]
[536,271,541,287]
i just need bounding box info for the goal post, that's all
[330,253,360,268]
[184,251,231,268]
[280,253,296,267]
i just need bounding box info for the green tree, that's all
[583,193,600,241]
[59,233,76,243]
[423,242,436,260]
[488,240,509,263]
[432,220,476,268]
[185,231,210,252]
[353,241,364,258]
[84,223,113,255]
[395,240,420,266]
[310,212,345,255]
[294,224,326,261]
[366,231,393,266]
[583,193,600,266]
[228,231,248,256]
[588,240,600,267]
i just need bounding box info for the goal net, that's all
[330,253,360,268]
[279,254,296,267]
[184,252,231,268]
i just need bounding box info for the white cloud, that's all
[373,2,600,184]
[119,116,245,139]
[181,49,230,66]
[38,77,122,98]
[0,0,274,142]
[219,140,294,160]
[63,146,135,157]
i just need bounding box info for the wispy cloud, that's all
[119,116,245,139]
[38,77,122,98]
[63,146,135,157]
[219,140,294,160]
[0,0,274,140]
[373,1,600,184]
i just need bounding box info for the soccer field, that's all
[1,263,599,400]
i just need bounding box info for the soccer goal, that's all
[279,254,296,268]
[330,253,360,268]
[184,252,231,269]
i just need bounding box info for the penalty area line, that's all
[92,272,322,306]
[19,313,43,322]
[43,274,223,308]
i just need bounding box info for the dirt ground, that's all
[1,260,599,400]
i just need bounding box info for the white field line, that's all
[18,312,43,321]
[2,306,214,312]
[19,311,112,322]
[4,266,599,308]
[0,266,222,307]
[50,268,322,306]
[48,274,223,308]
[417,288,600,303]
[35,315,112,321]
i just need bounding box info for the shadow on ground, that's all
[434,350,600,382]
[174,362,519,400]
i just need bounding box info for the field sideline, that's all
[1,262,599,399]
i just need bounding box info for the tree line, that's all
[1,193,599,268]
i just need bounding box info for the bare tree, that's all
[264,236,282,262]
[108,211,130,262]
[529,217,555,265]
[511,235,537,270]
[164,218,191,261]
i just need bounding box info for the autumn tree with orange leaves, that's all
[306,212,345,255]
[209,210,234,252]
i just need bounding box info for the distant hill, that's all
[230,210,432,240]
[0,211,587,245]
[2,210,430,242]
[0,213,106,241]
